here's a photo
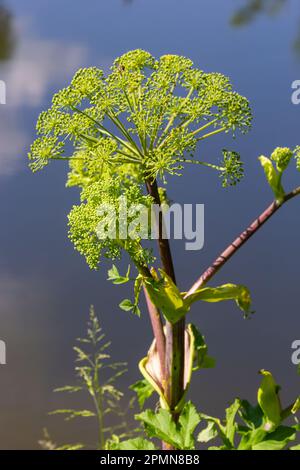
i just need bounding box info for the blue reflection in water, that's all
[0,0,299,449]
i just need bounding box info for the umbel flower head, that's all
[29,49,252,184]
[28,50,252,270]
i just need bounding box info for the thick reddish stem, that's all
[143,285,166,378]
[185,186,300,297]
[146,178,185,450]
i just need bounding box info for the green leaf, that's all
[136,402,200,450]
[257,370,281,431]
[252,426,296,450]
[178,402,201,450]
[238,428,267,450]
[108,264,130,284]
[144,270,189,323]
[132,305,141,317]
[53,385,82,393]
[198,412,231,448]
[208,445,227,450]
[186,283,252,317]
[189,324,215,371]
[56,444,84,450]
[49,409,96,420]
[197,421,218,443]
[259,156,285,202]
[119,299,135,312]
[291,396,300,414]
[134,275,143,301]
[133,275,143,317]
[239,400,263,429]
[136,408,179,448]
[290,444,300,450]
[199,400,240,448]
[225,399,241,446]
[130,379,154,409]
[109,437,157,450]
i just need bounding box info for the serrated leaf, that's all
[252,426,296,450]
[198,421,218,443]
[136,402,200,450]
[109,437,157,450]
[178,402,201,450]
[130,379,154,409]
[225,399,240,446]
[136,408,179,448]
[199,411,235,449]
[238,428,267,450]
[108,264,119,280]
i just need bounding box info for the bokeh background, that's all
[0,0,299,449]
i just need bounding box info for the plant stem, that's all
[93,353,105,450]
[145,179,185,416]
[196,126,226,142]
[184,186,300,297]
[281,402,296,421]
[136,261,166,384]
[143,285,166,379]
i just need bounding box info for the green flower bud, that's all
[270,147,293,172]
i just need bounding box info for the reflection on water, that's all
[0,0,299,449]
[231,0,287,26]
[0,16,87,176]
[231,0,300,53]
[0,4,16,61]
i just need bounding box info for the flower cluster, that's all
[29,49,252,182]
[271,147,293,172]
[68,168,154,270]
[29,50,252,268]
[220,149,244,187]
[293,145,300,171]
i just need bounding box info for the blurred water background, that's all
[0,0,299,449]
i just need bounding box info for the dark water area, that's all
[0,0,299,449]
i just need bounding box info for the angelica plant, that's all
[29,50,300,450]
[123,370,300,450]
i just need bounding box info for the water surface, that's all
[0,0,299,449]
